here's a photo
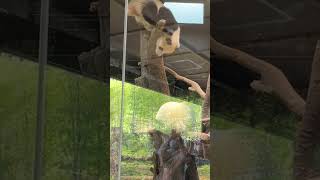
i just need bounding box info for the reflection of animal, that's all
[128,0,181,56]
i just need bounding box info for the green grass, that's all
[121,160,209,177]
[110,80,211,177]
[121,161,153,176]
[0,52,211,179]
[198,164,210,176]
[110,79,204,159]
[0,53,108,179]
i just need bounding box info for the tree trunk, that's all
[294,41,320,180]
[135,30,170,95]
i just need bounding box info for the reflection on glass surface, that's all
[0,53,37,179]
[1,0,109,178]
[44,65,108,179]
[43,0,109,178]
[0,54,108,180]
[111,0,210,178]
[110,79,206,177]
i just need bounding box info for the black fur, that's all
[141,1,159,25]
[158,6,179,35]
[141,1,179,36]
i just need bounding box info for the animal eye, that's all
[163,28,173,36]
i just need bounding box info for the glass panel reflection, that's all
[110,0,210,178]
[0,53,37,179]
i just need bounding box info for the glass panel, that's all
[110,0,210,178]
[44,67,108,179]
[211,1,319,179]
[43,0,109,178]
[0,1,40,177]
[0,53,37,179]
[109,0,127,179]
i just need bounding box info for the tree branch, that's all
[211,37,306,117]
[164,66,206,99]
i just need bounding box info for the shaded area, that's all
[0,53,108,179]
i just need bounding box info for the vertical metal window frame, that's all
[116,0,129,179]
[33,0,49,179]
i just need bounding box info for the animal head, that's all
[156,27,181,56]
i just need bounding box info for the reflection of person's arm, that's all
[211,37,306,117]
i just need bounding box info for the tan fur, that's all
[128,0,181,56]
[156,27,180,56]
[128,0,163,31]
[128,0,163,16]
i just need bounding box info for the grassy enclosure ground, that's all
[121,160,210,179]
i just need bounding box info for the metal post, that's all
[117,0,129,179]
[33,0,49,179]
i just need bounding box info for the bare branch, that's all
[165,66,206,99]
[211,37,306,117]
[202,74,210,123]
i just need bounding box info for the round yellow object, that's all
[156,102,193,132]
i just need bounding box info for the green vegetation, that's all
[213,85,299,138]
[111,79,203,158]
[0,53,209,179]
[110,79,202,132]
[121,161,209,177]
[0,53,108,179]
[213,85,298,179]
[110,79,210,178]
[1,51,300,179]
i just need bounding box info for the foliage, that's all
[110,79,203,159]
[120,160,209,178]
[0,53,37,180]
[0,53,208,179]
[212,85,298,179]
[213,85,299,139]
[0,53,108,179]
[110,79,210,177]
